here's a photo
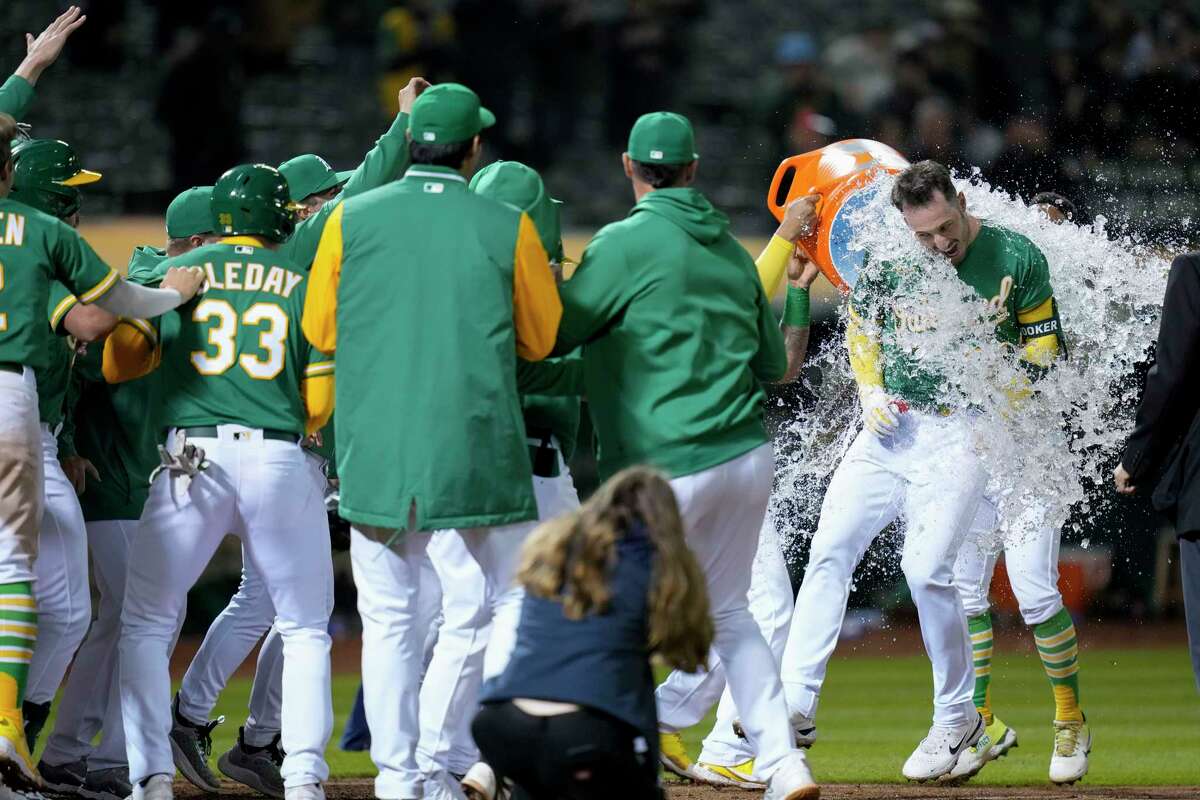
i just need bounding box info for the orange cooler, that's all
[767,139,909,293]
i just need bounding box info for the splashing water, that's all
[771,171,1171,564]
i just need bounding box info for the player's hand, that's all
[777,194,820,242]
[304,430,324,449]
[161,267,206,302]
[787,249,821,289]
[61,455,100,496]
[15,6,86,87]
[1113,463,1136,495]
[861,388,904,437]
[398,77,432,114]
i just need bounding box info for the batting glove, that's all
[861,388,904,437]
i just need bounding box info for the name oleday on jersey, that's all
[195,261,304,299]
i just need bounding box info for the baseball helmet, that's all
[211,163,297,243]
[10,138,102,221]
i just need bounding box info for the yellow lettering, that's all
[281,270,303,299]
[225,262,242,290]
[244,262,264,291]
[204,262,223,289]
[5,213,24,246]
[262,266,284,295]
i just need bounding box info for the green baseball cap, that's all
[469,160,563,262]
[166,186,214,238]
[278,154,354,202]
[626,111,698,165]
[408,83,495,146]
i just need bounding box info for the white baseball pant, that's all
[782,411,986,727]
[954,498,1063,626]
[176,553,283,746]
[41,519,138,771]
[419,457,581,800]
[27,425,91,705]
[120,427,334,789]
[655,514,794,766]
[667,443,799,779]
[0,367,42,586]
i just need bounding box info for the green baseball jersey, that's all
[0,74,34,120]
[136,239,332,434]
[69,247,171,521]
[850,223,1054,407]
[0,198,118,369]
[279,112,412,271]
[554,188,786,480]
[35,281,78,429]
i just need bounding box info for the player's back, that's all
[156,239,321,435]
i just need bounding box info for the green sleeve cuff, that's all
[782,285,811,327]
[0,74,34,120]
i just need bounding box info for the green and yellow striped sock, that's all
[968,612,994,724]
[1034,608,1083,722]
[0,582,37,710]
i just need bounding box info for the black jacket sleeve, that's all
[1122,254,1200,484]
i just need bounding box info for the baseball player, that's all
[303,82,561,800]
[164,79,431,798]
[8,138,117,756]
[779,160,1065,782]
[948,192,1089,785]
[550,111,817,800]
[106,163,335,800]
[36,186,219,800]
[0,112,204,790]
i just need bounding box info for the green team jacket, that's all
[70,246,167,521]
[304,165,563,531]
[279,112,412,271]
[554,187,787,479]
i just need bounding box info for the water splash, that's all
[772,171,1171,565]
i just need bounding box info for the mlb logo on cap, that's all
[423,132,437,141]
[650,150,664,160]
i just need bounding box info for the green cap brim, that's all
[479,107,496,131]
[335,169,355,185]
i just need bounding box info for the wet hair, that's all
[891,159,957,210]
[408,138,476,169]
[0,113,16,172]
[1031,191,1077,219]
[518,466,713,672]
[631,159,693,190]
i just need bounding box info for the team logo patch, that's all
[649,149,664,160]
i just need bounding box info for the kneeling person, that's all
[106,164,335,800]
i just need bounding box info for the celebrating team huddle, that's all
[0,8,1101,800]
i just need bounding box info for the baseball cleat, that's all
[461,762,496,800]
[37,758,87,795]
[762,751,820,800]
[282,784,324,800]
[0,709,41,791]
[944,716,1019,783]
[734,713,818,749]
[658,731,696,780]
[79,766,133,800]
[1049,718,1091,785]
[168,696,223,793]
[21,702,51,754]
[131,773,173,800]
[901,713,984,782]
[217,727,284,798]
[692,759,764,790]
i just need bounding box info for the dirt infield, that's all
[174,780,1198,800]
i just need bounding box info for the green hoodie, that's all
[555,187,786,479]
[70,246,167,521]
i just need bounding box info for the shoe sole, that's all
[691,765,764,792]
[43,777,88,797]
[217,753,283,799]
[941,728,1021,785]
[658,755,695,781]
[77,785,128,800]
[170,738,221,794]
[0,742,40,792]
[778,786,821,800]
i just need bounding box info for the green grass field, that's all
[42,646,1198,787]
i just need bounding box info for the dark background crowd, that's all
[5,0,1200,240]
[2,0,1193,629]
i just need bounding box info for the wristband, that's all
[782,286,810,327]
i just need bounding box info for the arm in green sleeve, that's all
[552,228,632,355]
[517,355,584,396]
[339,112,411,200]
[0,74,34,119]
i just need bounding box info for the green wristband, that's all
[782,286,810,327]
